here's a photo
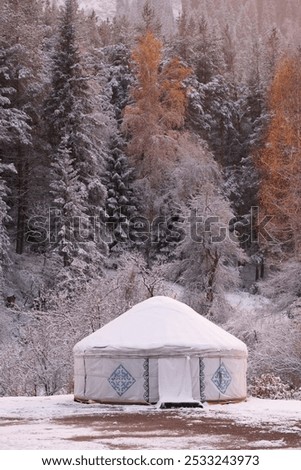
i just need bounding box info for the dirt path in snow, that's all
[54,410,301,449]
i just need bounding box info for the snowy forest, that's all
[0,0,301,399]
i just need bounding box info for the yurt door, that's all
[158,357,194,403]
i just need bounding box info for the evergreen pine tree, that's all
[0,160,15,296]
[44,0,108,265]
[149,197,184,262]
[104,43,133,124]
[0,0,45,254]
[50,137,88,268]
[0,45,30,150]
[45,0,107,220]
[135,0,162,36]
[104,136,138,253]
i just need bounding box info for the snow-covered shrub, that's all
[259,261,301,313]
[249,373,298,400]
[292,388,301,400]
[250,321,300,386]
[0,254,181,396]
[0,344,26,396]
[222,293,268,347]
[0,313,74,397]
[223,291,301,388]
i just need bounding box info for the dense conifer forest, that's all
[0,0,300,398]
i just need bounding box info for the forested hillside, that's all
[0,0,300,398]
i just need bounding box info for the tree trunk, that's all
[206,250,219,303]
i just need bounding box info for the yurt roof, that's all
[73,296,247,358]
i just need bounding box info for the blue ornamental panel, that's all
[211,362,232,394]
[108,364,136,396]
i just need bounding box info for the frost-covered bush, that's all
[0,315,74,397]
[222,292,301,387]
[249,319,300,384]
[249,373,300,400]
[259,261,301,313]
[0,254,179,396]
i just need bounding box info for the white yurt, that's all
[73,296,247,405]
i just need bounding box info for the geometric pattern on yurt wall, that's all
[199,358,206,401]
[108,364,136,396]
[211,362,232,394]
[143,359,150,402]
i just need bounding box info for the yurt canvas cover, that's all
[73,296,248,404]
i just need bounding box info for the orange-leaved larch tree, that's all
[122,30,191,185]
[258,54,301,257]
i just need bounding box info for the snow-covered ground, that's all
[0,395,300,450]
[226,292,270,312]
